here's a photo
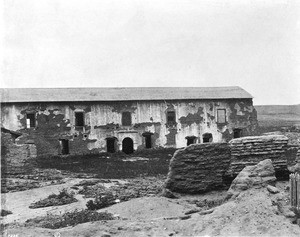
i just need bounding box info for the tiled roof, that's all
[0,87,253,103]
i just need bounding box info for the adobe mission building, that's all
[0,87,258,156]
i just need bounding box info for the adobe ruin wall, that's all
[165,135,299,193]
[1,131,37,175]
[226,135,298,176]
[165,143,231,193]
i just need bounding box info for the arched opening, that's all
[142,132,153,149]
[106,137,118,153]
[203,133,213,143]
[186,136,196,146]
[122,137,134,154]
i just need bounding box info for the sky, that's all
[1,0,300,105]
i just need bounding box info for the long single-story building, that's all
[0,87,258,156]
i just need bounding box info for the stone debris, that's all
[227,159,276,198]
[198,208,215,215]
[161,188,178,199]
[267,185,280,194]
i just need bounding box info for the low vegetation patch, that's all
[29,189,77,209]
[74,179,101,187]
[1,179,41,193]
[25,209,114,229]
[83,176,165,210]
[78,183,107,197]
[86,192,116,210]
[1,209,12,216]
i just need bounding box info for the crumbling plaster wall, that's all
[1,98,257,155]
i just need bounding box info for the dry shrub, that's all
[29,189,77,209]
[25,209,114,229]
[86,192,116,210]
[1,209,12,216]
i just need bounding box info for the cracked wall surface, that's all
[1,99,257,155]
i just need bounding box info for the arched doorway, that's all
[122,137,134,154]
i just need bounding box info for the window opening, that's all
[122,112,132,126]
[186,136,196,146]
[167,111,176,125]
[75,112,84,126]
[26,113,36,128]
[217,109,226,123]
[203,133,213,143]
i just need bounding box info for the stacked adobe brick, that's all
[1,131,37,176]
[165,135,299,194]
[164,143,231,193]
[226,135,291,176]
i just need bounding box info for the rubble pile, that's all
[227,159,276,198]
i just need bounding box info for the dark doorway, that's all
[106,137,117,153]
[233,129,242,138]
[145,135,152,148]
[60,139,69,155]
[186,136,196,146]
[122,137,134,154]
[142,133,152,149]
[203,133,213,143]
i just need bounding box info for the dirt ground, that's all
[2,176,300,237]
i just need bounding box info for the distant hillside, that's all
[254,104,300,132]
[255,104,300,116]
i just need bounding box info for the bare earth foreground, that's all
[2,176,300,237]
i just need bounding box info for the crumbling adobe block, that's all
[165,143,231,193]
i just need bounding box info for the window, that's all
[122,112,132,126]
[233,128,242,138]
[26,113,36,128]
[75,112,84,126]
[186,136,196,146]
[167,111,176,125]
[217,109,226,123]
[203,133,213,143]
